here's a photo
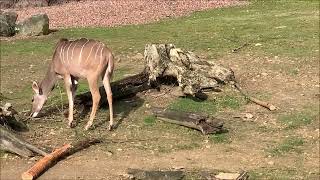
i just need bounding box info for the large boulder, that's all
[0,11,18,37]
[16,14,49,36]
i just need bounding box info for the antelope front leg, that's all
[85,76,100,130]
[63,75,75,128]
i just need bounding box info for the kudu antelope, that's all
[30,38,114,130]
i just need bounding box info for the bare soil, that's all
[0,1,319,180]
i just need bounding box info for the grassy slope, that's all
[0,0,319,179]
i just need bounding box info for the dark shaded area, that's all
[75,71,151,107]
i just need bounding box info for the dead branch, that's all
[233,83,277,111]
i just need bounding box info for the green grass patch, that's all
[268,137,304,156]
[278,111,314,129]
[209,133,230,144]
[143,115,156,126]
[1,0,318,61]
[169,95,244,115]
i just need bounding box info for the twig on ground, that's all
[232,82,278,111]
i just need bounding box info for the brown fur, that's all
[31,38,115,130]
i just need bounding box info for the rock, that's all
[0,11,18,37]
[17,14,49,36]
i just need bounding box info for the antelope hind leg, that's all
[63,75,75,128]
[102,71,113,131]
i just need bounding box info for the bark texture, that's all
[144,44,235,95]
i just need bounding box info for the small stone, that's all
[244,113,254,119]
[117,148,123,151]
[145,103,151,108]
[267,161,274,165]
[2,153,8,159]
[215,172,240,180]
[105,151,113,156]
[255,43,262,46]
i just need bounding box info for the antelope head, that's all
[30,81,47,117]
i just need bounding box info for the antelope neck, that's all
[39,64,57,96]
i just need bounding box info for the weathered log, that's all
[21,138,101,180]
[0,103,47,157]
[151,107,224,135]
[0,103,28,131]
[144,44,235,95]
[0,126,48,157]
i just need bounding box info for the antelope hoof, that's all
[84,124,92,131]
[108,124,113,131]
[68,121,76,128]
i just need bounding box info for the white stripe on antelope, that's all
[30,38,115,131]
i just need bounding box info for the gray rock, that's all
[0,11,18,37]
[17,14,49,36]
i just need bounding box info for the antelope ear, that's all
[32,81,39,94]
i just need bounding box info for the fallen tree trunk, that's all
[151,107,224,135]
[75,71,151,106]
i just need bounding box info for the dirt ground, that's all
[1,51,319,179]
[0,1,319,180]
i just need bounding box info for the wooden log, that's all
[0,126,47,157]
[21,138,101,180]
[151,107,224,135]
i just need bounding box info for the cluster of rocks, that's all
[0,11,49,37]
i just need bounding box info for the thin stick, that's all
[233,82,277,111]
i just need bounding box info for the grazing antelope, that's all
[30,38,114,130]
